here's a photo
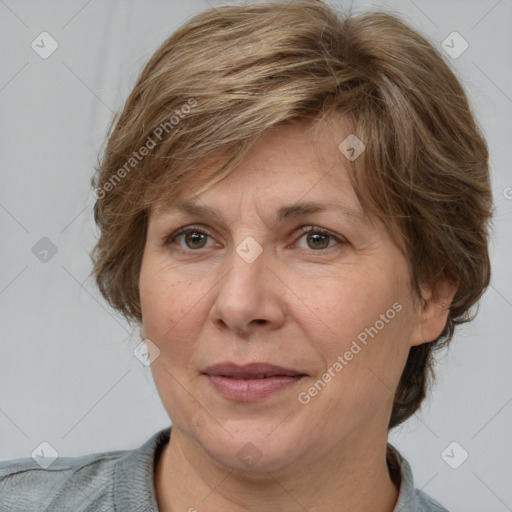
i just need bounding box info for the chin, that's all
[193,419,305,474]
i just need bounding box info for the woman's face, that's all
[139,119,445,473]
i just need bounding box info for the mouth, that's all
[202,362,307,402]
[203,362,306,379]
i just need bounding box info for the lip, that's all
[203,362,305,379]
[203,362,307,402]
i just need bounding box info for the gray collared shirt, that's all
[0,427,448,511]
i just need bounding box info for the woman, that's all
[0,1,492,511]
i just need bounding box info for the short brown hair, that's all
[91,0,493,429]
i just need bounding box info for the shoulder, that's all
[414,489,450,511]
[0,448,124,512]
[388,443,450,512]
[0,427,171,512]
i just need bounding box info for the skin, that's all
[138,118,457,512]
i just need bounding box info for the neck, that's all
[154,426,399,512]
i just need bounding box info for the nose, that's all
[209,243,287,337]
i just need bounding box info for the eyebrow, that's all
[162,199,367,225]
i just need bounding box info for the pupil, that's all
[187,232,206,248]
[309,233,328,249]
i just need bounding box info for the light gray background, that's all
[0,0,511,510]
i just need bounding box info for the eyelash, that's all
[164,224,346,253]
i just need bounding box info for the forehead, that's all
[149,115,381,235]
[153,115,361,207]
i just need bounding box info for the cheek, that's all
[304,274,378,345]
[139,261,212,427]
[308,268,411,382]
[139,261,203,355]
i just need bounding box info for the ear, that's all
[410,275,458,347]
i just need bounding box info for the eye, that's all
[164,224,346,253]
[166,225,218,251]
[294,226,345,251]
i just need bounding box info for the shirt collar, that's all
[114,426,171,512]
[388,443,421,511]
